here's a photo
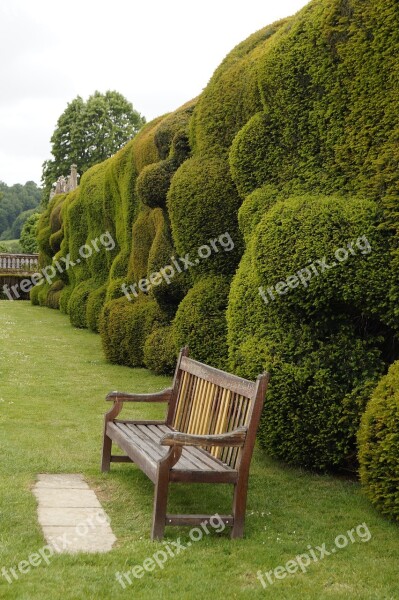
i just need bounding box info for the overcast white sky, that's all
[0,0,309,186]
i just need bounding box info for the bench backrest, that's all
[167,348,268,470]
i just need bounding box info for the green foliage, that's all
[41,91,146,202]
[0,181,41,240]
[168,157,243,277]
[20,212,41,253]
[128,207,187,313]
[228,195,398,470]
[135,158,176,208]
[143,325,178,374]
[68,280,97,329]
[100,296,168,367]
[86,284,107,332]
[155,99,196,160]
[0,239,22,253]
[190,22,285,156]
[229,0,399,211]
[29,282,41,305]
[358,360,399,522]
[173,276,230,370]
[46,280,65,309]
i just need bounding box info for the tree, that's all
[20,212,40,253]
[41,91,146,203]
[0,181,41,239]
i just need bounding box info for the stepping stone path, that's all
[33,474,116,553]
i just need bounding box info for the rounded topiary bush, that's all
[143,325,178,375]
[135,158,176,209]
[68,280,97,329]
[170,131,191,166]
[253,195,396,327]
[173,275,230,370]
[358,361,399,522]
[256,323,384,471]
[86,284,107,332]
[46,280,64,309]
[238,184,282,243]
[100,295,168,367]
[227,194,398,470]
[147,209,189,311]
[59,284,73,314]
[36,282,51,306]
[30,282,42,305]
[49,229,63,254]
[229,111,277,199]
[129,209,156,283]
[154,99,196,160]
[168,156,243,278]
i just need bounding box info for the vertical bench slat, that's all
[177,372,195,432]
[225,394,245,467]
[178,371,195,432]
[210,388,231,459]
[197,380,210,434]
[187,378,205,433]
[200,381,216,435]
[173,370,189,429]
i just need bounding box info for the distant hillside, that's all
[0,181,41,240]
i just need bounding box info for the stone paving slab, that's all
[42,527,117,553]
[34,488,102,508]
[35,474,90,489]
[33,474,116,553]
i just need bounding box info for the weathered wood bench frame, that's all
[101,347,269,540]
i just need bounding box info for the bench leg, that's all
[231,478,248,539]
[151,470,169,541]
[101,433,112,473]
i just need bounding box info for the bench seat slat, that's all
[156,424,232,471]
[134,425,199,471]
[144,424,233,472]
[106,422,158,482]
[108,422,236,477]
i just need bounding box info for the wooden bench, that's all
[101,347,269,540]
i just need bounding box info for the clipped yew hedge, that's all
[358,361,399,522]
[228,194,397,470]
[173,275,230,371]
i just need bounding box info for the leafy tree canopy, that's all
[41,90,146,203]
[0,181,41,240]
[20,212,40,253]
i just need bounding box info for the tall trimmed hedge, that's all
[173,276,230,371]
[358,361,399,522]
[31,0,399,502]
[100,295,168,367]
[228,195,397,470]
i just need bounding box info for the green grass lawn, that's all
[0,301,398,600]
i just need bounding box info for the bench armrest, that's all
[160,426,247,448]
[106,388,173,403]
